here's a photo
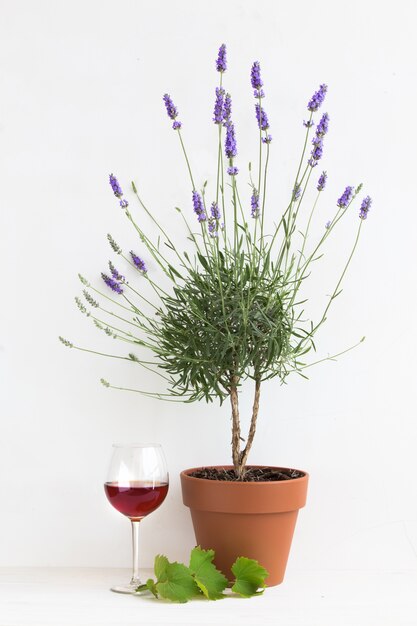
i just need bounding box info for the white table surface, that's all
[0,568,416,626]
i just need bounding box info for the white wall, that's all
[1,0,417,573]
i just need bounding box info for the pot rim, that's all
[180,464,309,485]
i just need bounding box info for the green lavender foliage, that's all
[157,247,303,403]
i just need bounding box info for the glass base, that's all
[111,580,141,594]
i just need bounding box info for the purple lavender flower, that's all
[308,113,329,167]
[225,121,237,158]
[208,221,218,237]
[255,103,270,131]
[227,166,239,176]
[307,84,328,112]
[120,199,129,209]
[251,61,263,90]
[359,195,372,220]
[163,93,179,120]
[262,134,273,144]
[316,112,329,137]
[109,174,123,198]
[223,93,232,124]
[210,201,221,220]
[253,88,265,99]
[192,191,207,222]
[251,190,260,218]
[101,272,123,294]
[172,121,182,130]
[192,190,203,213]
[325,220,332,229]
[337,186,354,208]
[216,44,227,72]
[109,261,125,282]
[317,171,327,191]
[303,120,314,128]
[309,136,323,165]
[130,251,147,272]
[293,183,301,201]
[213,87,225,124]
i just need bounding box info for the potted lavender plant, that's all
[61,44,372,585]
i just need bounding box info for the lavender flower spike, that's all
[210,201,221,220]
[109,174,123,198]
[316,112,329,137]
[163,93,178,120]
[225,121,237,158]
[307,84,328,112]
[162,93,182,129]
[101,272,123,294]
[337,186,354,208]
[223,93,232,124]
[130,251,147,273]
[251,190,260,218]
[255,103,270,131]
[227,166,239,176]
[192,191,207,222]
[109,261,125,282]
[308,114,329,167]
[317,171,327,191]
[208,221,218,237]
[251,61,263,90]
[309,136,323,165]
[213,87,225,124]
[216,44,227,72]
[293,184,301,201]
[359,196,372,220]
[262,134,273,144]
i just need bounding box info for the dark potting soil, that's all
[188,467,305,482]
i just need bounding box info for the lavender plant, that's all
[61,45,372,480]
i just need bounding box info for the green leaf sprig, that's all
[136,546,268,603]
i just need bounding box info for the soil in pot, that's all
[188,467,305,482]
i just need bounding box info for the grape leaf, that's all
[137,551,269,602]
[189,546,228,600]
[231,557,269,597]
[156,560,201,603]
[154,554,169,580]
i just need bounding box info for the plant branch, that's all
[230,374,241,477]
[240,379,261,469]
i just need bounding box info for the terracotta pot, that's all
[180,465,308,586]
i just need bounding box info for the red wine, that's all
[104,481,168,519]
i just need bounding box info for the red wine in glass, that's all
[104,481,168,519]
[104,443,169,594]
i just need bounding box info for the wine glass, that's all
[104,443,169,594]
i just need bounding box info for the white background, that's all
[1,0,417,583]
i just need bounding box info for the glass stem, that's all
[130,519,141,586]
